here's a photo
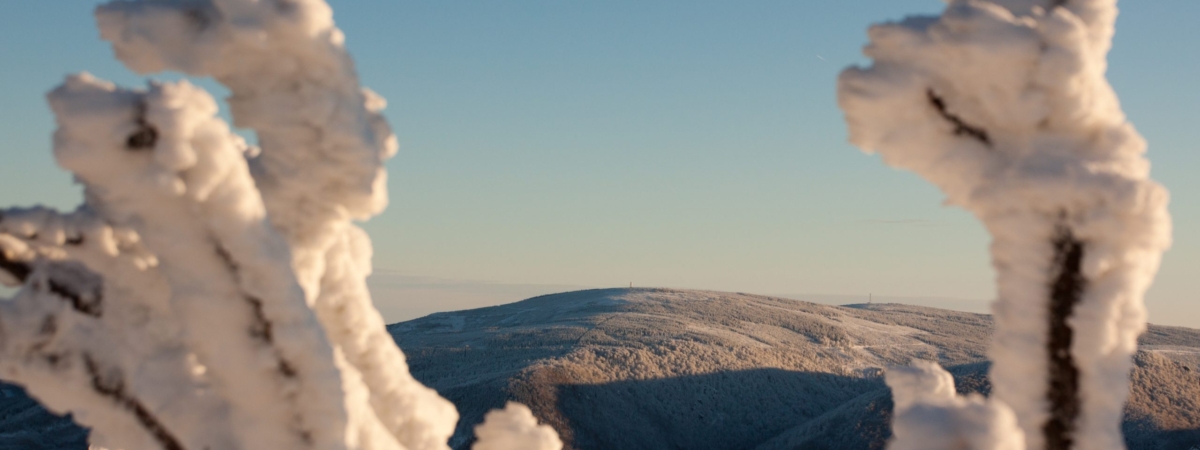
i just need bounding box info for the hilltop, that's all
[0,288,1197,449]
[390,288,1200,450]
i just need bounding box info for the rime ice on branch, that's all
[839,1,1171,449]
[95,0,456,448]
[0,0,561,449]
[886,361,1024,450]
[471,403,563,450]
[2,73,354,449]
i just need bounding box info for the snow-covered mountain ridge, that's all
[390,288,1200,450]
[0,288,1196,449]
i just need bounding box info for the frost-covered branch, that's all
[471,403,563,450]
[886,361,1024,450]
[96,3,456,448]
[839,1,1171,449]
[1,1,560,448]
[0,207,233,449]
[48,74,378,448]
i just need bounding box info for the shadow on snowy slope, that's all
[555,368,886,450]
[393,288,1200,450]
[517,362,990,450]
[543,360,1198,450]
[1,288,1199,449]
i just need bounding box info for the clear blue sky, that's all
[1,1,1197,326]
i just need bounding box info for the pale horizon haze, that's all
[2,1,1197,326]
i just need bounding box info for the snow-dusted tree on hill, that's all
[0,1,559,449]
[839,0,1171,449]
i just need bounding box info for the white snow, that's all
[471,402,563,450]
[0,0,559,449]
[839,1,1171,448]
[886,361,1024,450]
[49,72,370,449]
[96,1,458,447]
[1,0,1172,448]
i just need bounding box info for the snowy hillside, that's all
[0,288,1197,449]
[388,288,1200,450]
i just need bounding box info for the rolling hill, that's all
[0,287,1197,449]
[390,288,1200,450]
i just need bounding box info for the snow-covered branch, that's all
[96,3,455,447]
[886,361,1024,450]
[839,1,1171,449]
[471,403,563,450]
[0,206,232,449]
[48,73,371,448]
[1,1,561,449]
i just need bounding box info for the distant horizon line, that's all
[367,269,992,307]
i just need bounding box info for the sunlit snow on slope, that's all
[389,288,1200,450]
[1,288,1197,449]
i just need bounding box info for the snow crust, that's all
[839,1,1171,448]
[471,403,563,450]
